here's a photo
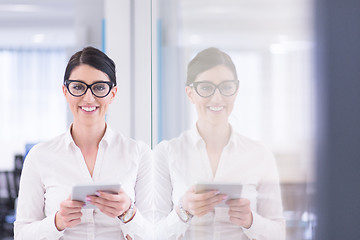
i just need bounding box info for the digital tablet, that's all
[71,184,121,209]
[195,182,243,207]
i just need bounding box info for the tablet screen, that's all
[71,184,121,209]
[195,182,243,207]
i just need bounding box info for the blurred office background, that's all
[1,0,359,239]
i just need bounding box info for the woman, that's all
[14,47,152,240]
[154,47,285,239]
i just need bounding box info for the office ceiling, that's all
[0,0,74,28]
[0,0,103,48]
[179,0,313,49]
[0,0,313,49]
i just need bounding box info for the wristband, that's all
[118,199,136,223]
[177,199,193,223]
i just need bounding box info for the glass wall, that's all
[0,0,316,239]
[153,0,315,239]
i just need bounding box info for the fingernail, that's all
[222,195,228,200]
[86,197,91,202]
[95,191,101,197]
[214,191,220,195]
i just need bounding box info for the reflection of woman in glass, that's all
[154,47,285,239]
[14,47,152,240]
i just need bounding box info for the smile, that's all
[81,106,97,112]
[209,106,224,112]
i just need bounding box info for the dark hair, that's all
[186,47,237,86]
[64,46,116,86]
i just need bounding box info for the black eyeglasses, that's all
[64,80,115,98]
[189,80,239,98]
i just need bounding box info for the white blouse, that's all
[154,125,285,240]
[14,125,153,240]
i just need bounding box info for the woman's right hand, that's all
[55,195,84,231]
[181,185,227,217]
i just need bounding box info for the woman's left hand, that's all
[226,198,253,229]
[86,188,133,218]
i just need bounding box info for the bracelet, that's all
[118,199,136,223]
[177,199,193,223]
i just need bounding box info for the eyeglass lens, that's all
[195,81,238,97]
[67,81,111,97]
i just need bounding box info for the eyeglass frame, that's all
[63,80,115,98]
[188,80,239,98]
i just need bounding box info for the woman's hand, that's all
[86,188,133,218]
[181,185,227,217]
[55,195,84,231]
[226,198,253,229]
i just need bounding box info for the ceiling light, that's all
[32,34,45,44]
[0,4,41,12]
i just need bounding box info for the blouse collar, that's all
[189,122,236,148]
[64,123,114,149]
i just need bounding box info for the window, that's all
[0,49,67,169]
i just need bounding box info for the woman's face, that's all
[186,65,238,126]
[62,64,117,127]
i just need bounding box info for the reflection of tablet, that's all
[71,184,121,209]
[195,182,243,207]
